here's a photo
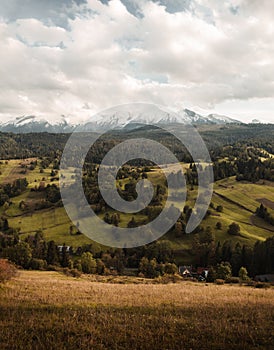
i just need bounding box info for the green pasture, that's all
[1,159,274,252]
[215,177,274,213]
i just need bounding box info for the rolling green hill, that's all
[1,158,273,266]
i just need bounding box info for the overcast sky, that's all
[0,0,273,123]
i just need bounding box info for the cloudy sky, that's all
[0,0,273,123]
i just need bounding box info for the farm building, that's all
[178,266,193,277]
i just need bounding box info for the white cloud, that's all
[13,19,68,46]
[0,0,273,123]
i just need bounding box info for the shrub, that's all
[255,282,270,289]
[215,279,225,285]
[155,273,183,284]
[61,267,81,277]
[0,259,17,283]
[69,268,82,278]
[29,258,47,270]
[164,263,178,275]
[246,280,255,287]
[226,277,240,284]
[47,264,58,271]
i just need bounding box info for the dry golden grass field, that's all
[0,271,273,350]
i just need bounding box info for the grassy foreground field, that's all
[0,271,273,350]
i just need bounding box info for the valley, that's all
[2,2,274,348]
[1,158,273,250]
[0,123,273,275]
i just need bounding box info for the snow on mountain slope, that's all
[206,114,240,124]
[80,105,240,132]
[80,104,184,131]
[0,106,242,133]
[0,115,76,133]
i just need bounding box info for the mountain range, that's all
[0,115,75,133]
[0,107,244,133]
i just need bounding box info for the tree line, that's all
[0,217,273,280]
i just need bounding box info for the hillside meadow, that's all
[1,158,274,257]
[0,271,273,350]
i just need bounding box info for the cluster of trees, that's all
[0,213,273,280]
[1,123,274,164]
[213,161,237,181]
[44,184,61,204]
[203,124,274,157]
[206,262,250,283]
[0,178,28,206]
[256,204,274,226]
[0,156,61,210]
[81,162,170,226]
[0,231,104,274]
[253,237,274,275]
[192,227,274,277]
[138,257,177,278]
[167,170,185,188]
[104,212,120,226]
[212,154,274,182]
[0,132,67,160]
[236,157,274,182]
[80,163,143,213]
[0,125,274,281]
[0,206,273,280]
[0,221,178,277]
[0,174,61,212]
[168,150,274,187]
[20,183,62,212]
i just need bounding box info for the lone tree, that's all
[227,222,241,236]
[216,205,223,213]
[238,266,249,281]
[216,222,222,230]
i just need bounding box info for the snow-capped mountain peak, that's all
[0,115,76,133]
[81,105,215,131]
[0,106,243,134]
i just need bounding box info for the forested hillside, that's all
[0,124,273,280]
